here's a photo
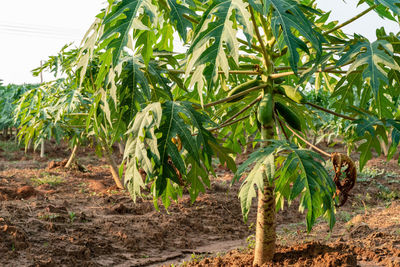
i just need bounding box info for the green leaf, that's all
[233,145,275,184]
[265,0,325,74]
[186,157,208,202]
[120,56,151,101]
[124,102,162,200]
[331,72,362,113]
[357,132,381,171]
[354,117,383,137]
[136,24,156,66]
[239,151,275,221]
[187,0,253,89]
[101,0,158,66]
[278,145,335,231]
[167,0,196,41]
[124,100,224,208]
[208,141,237,173]
[337,39,400,117]
[236,140,335,229]
[387,119,400,160]
[374,0,400,16]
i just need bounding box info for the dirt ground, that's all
[0,139,400,266]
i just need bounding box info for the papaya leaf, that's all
[331,72,362,113]
[236,140,335,229]
[187,0,253,89]
[354,116,384,137]
[120,56,150,102]
[238,151,275,221]
[357,132,382,170]
[186,157,209,202]
[276,144,335,232]
[101,0,158,66]
[387,119,400,161]
[167,0,196,41]
[337,39,400,117]
[232,145,276,185]
[124,102,162,201]
[208,141,237,173]
[374,0,400,16]
[124,100,226,208]
[264,0,325,74]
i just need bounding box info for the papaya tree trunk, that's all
[253,185,276,265]
[65,144,78,168]
[379,138,389,157]
[40,139,45,158]
[253,122,276,266]
[117,139,125,155]
[102,142,124,189]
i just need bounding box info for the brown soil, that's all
[0,141,400,266]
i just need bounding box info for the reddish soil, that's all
[0,140,400,266]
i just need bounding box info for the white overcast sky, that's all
[0,0,399,85]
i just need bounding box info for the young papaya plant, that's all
[76,0,400,265]
[16,45,129,188]
[0,83,34,137]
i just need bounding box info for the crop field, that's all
[2,0,400,266]
[0,140,399,266]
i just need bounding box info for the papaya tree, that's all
[15,45,130,188]
[14,45,92,162]
[76,0,400,265]
[0,83,34,138]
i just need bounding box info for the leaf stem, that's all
[194,84,267,109]
[209,115,250,132]
[274,110,289,141]
[274,65,337,71]
[182,13,263,52]
[182,14,199,24]
[167,69,263,75]
[68,113,89,116]
[222,96,262,125]
[249,6,271,69]
[270,61,355,79]
[237,38,263,53]
[305,102,355,121]
[323,4,379,35]
[277,115,331,158]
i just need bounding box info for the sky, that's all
[0,1,399,85]
[0,0,106,85]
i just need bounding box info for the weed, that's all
[78,182,88,194]
[387,179,400,185]
[108,189,119,195]
[378,190,400,202]
[38,213,59,221]
[246,234,255,249]
[324,232,332,241]
[189,253,206,263]
[337,211,352,222]
[358,166,385,182]
[216,251,226,257]
[385,171,399,179]
[68,212,76,223]
[31,173,64,186]
[0,140,20,152]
